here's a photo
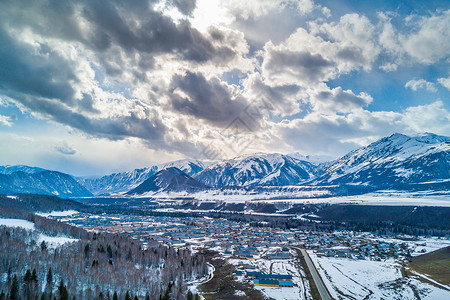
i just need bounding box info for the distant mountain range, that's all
[1,133,448,197]
[0,167,92,198]
[77,159,206,195]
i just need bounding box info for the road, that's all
[297,248,333,300]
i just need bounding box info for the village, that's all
[46,210,449,295]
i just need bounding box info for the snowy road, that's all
[297,248,332,300]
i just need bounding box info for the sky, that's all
[0,0,449,176]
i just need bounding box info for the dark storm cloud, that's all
[169,0,197,16]
[0,0,237,70]
[8,92,167,143]
[263,48,334,84]
[0,0,243,145]
[169,72,251,127]
[55,143,77,156]
[0,28,76,105]
[314,87,372,112]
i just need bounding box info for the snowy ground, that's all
[228,248,307,300]
[308,251,450,299]
[0,217,78,248]
[136,189,450,206]
[186,262,215,300]
[38,234,78,249]
[0,218,35,230]
[36,210,79,217]
[376,236,450,256]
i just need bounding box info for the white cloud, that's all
[269,100,450,157]
[400,10,450,64]
[0,115,13,127]
[309,85,373,113]
[437,76,450,91]
[405,79,437,92]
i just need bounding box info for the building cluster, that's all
[295,232,413,261]
[54,212,420,266]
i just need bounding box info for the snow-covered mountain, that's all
[0,165,47,174]
[127,167,207,195]
[4,132,448,197]
[0,169,92,198]
[78,159,206,195]
[312,133,450,189]
[194,153,316,188]
[287,153,333,165]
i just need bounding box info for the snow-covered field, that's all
[376,236,450,256]
[0,218,78,248]
[38,234,78,249]
[308,251,450,299]
[0,218,35,230]
[36,210,79,217]
[136,188,450,207]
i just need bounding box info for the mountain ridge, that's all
[2,132,448,197]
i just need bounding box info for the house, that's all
[253,279,294,287]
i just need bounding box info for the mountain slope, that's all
[0,170,93,198]
[312,133,450,189]
[0,165,46,174]
[194,153,316,188]
[127,167,207,194]
[78,159,206,195]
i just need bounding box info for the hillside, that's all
[409,246,450,285]
[0,170,92,198]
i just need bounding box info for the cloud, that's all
[169,71,251,127]
[405,79,437,92]
[55,142,77,155]
[220,0,317,21]
[437,76,450,91]
[0,113,18,127]
[168,0,197,16]
[271,100,450,156]
[400,10,450,64]
[310,85,373,113]
[262,42,335,86]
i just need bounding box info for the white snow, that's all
[308,251,450,299]
[36,210,79,217]
[0,218,78,248]
[38,234,78,248]
[0,218,35,230]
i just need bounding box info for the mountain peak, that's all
[127,167,207,195]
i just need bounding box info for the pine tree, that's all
[32,269,38,282]
[84,244,90,257]
[187,290,193,300]
[124,291,131,300]
[113,292,118,300]
[58,279,69,300]
[47,268,53,285]
[10,275,19,300]
[24,269,32,283]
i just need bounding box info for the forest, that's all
[0,195,207,299]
